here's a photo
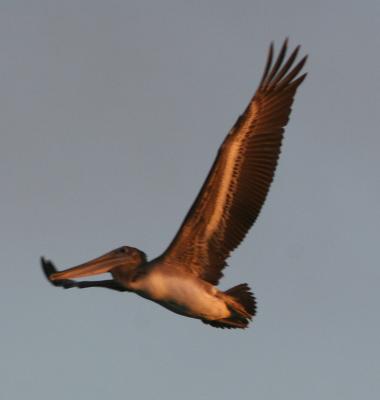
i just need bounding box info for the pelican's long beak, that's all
[49,251,124,281]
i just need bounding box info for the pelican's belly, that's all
[133,272,230,320]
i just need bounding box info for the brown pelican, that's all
[42,40,307,329]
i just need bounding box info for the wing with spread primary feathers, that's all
[160,40,307,285]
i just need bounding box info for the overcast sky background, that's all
[0,1,379,399]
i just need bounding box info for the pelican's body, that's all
[42,40,307,329]
[115,265,231,320]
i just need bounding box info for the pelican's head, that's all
[107,246,147,267]
[49,245,147,281]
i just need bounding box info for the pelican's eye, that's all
[116,247,130,254]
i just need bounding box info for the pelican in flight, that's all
[42,40,307,329]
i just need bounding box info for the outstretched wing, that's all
[160,40,307,285]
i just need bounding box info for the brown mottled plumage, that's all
[41,40,307,329]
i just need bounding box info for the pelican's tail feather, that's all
[202,283,256,329]
[225,283,257,317]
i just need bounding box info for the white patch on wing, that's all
[205,103,258,240]
[205,135,243,238]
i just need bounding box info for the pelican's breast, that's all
[131,270,230,319]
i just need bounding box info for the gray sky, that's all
[1,1,379,399]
